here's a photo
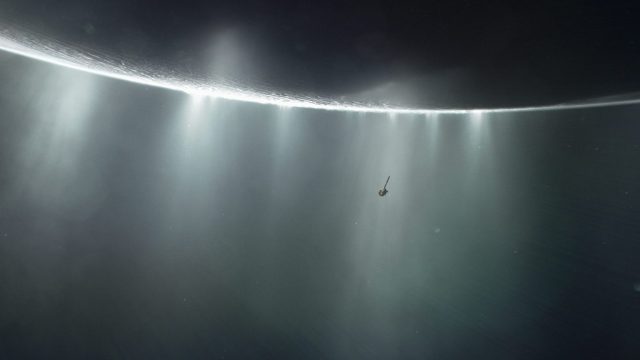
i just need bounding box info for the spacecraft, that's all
[378,176,390,197]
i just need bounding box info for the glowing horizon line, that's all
[2,32,640,114]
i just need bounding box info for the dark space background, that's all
[2,0,640,108]
[0,51,639,359]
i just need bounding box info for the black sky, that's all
[2,0,640,108]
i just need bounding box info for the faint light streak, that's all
[2,29,640,115]
[184,95,207,131]
[160,94,222,227]
[425,113,440,164]
[16,65,104,220]
[471,110,484,122]
[174,93,215,160]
